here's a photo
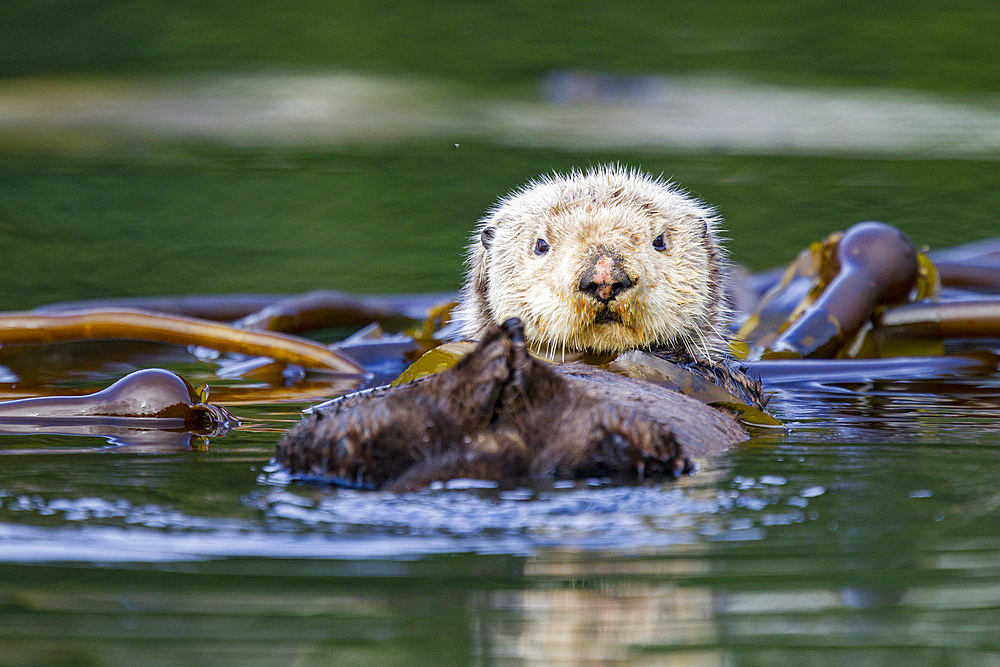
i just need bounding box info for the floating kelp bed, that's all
[0,222,998,464]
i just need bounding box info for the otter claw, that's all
[675,457,694,476]
[501,317,526,343]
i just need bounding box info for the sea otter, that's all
[276,166,759,489]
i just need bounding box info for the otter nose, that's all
[579,253,633,304]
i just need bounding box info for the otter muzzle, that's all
[579,252,634,304]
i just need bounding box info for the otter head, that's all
[456,165,730,359]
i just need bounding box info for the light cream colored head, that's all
[456,165,730,359]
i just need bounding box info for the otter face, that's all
[458,166,729,358]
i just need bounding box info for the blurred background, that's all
[1,0,999,310]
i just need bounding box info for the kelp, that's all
[0,368,237,452]
[216,320,424,386]
[0,309,365,375]
[610,351,783,428]
[0,368,234,428]
[236,290,454,333]
[191,381,365,407]
[34,290,455,327]
[876,299,1000,339]
[34,294,282,321]
[737,221,940,360]
[391,341,475,387]
[745,352,1000,387]
[928,237,1000,264]
[930,261,1000,293]
[405,301,459,344]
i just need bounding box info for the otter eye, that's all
[534,238,550,255]
[652,234,668,252]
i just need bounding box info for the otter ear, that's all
[470,245,490,299]
[480,226,496,249]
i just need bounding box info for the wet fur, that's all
[275,320,748,492]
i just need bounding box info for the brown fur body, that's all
[276,319,746,492]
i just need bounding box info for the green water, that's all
[2,147,998,310]
[3,1,1000,664]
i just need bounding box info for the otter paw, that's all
[276,408,393,489]
[628,427,693,481]
[590,423,691,482]
[500,317,526,343]
[443,321,518,422]
[443,317,546,425]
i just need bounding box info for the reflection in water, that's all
[468,502,1000,663]
[0,425,207,453]
[766,372,1000,446]
[3,548,995,665]
[480,556,721,665]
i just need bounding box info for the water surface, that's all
[1,324,999,665]
[1,130,999,667]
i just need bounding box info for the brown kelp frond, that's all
[0,309,365,375]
